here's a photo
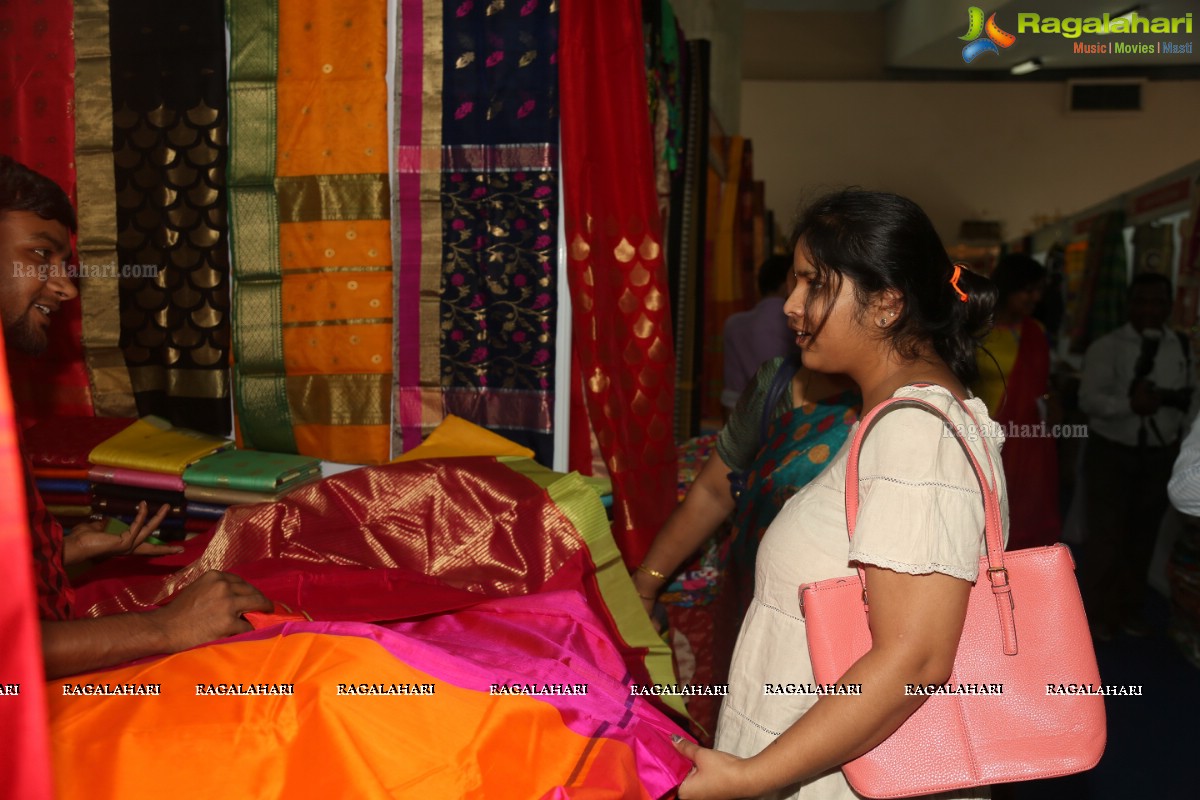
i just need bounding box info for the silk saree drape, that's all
[227,0,394,463]
[0,1,93,425]
[108,0,231,434]
[560,0,677,566]
[392,0,559,466]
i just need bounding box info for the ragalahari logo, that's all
[960,7,1016,62]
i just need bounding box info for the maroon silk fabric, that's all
[0,2,93,424]
[559,0,677,567]
[72,457,664,690]
[998,318,1061,549]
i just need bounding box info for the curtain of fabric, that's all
[1069,212,1126,353]
[996,318,1060,550]
[227,0,394,463]
[393,0,559,465]
[0,328,54,798]
[699,135,750,421]
[0,1,93,425]
[1062,238,1089,342]
[560,0,677,566]
[73,0,135,419]
[644,0,683,248]
[667,37,710,442]
[1085,211,1129,348]
[106,0,230,434]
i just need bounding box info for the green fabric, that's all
[183,449,322,492]
[1086,211,1129,346]
[227,0,296,453]
[715,356,792,471]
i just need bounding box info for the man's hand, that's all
[151,571,273,653]
[62,502,182,565]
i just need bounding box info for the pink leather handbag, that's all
[799,396,1106,798]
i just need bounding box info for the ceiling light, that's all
[1010,58,1042,75]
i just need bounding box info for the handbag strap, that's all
[843,393,1018,656]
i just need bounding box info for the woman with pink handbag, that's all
[673,190,1104,799]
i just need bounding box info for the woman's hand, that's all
[674,737,757,800]
[62,502,183,565]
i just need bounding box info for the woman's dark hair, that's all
[991,253,1047,306]
[790,189,996,385]
[0,154,76,232]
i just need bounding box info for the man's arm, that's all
[41,571,272,679]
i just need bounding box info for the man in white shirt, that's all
[1078,272,1194,640]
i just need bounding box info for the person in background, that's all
[672,189,1004,800]
[973,253,1061,549]
[721,254,795,414]
[0,154,272,678]
[1166,420,1200,668]
[633,353,859,616]
[1078,272,1195,641]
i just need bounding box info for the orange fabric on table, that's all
[392,415,534,463]
[48,632,652,800]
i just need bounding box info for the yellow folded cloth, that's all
[391,415,534,463]
[88,416,232,475]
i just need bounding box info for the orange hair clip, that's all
[949,264,969,303]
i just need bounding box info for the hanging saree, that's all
[0,0,93,424]
[1069,211,1127,353]
[392,0,559,465]
[71,0,135,420]
[227,0,394,464]
[560,0,678,567]
[985,319,1061,550]
[108,0,231,434]
[700,136,747,422]
[668,40,710,441]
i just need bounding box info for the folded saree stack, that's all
[23,416,137,527]
[82,416,233,538]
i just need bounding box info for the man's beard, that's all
[3,311,48,356]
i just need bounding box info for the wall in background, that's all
[741,79,1200,244]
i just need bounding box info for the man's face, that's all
[0,210,76,355]
[1128,282,1172,334]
